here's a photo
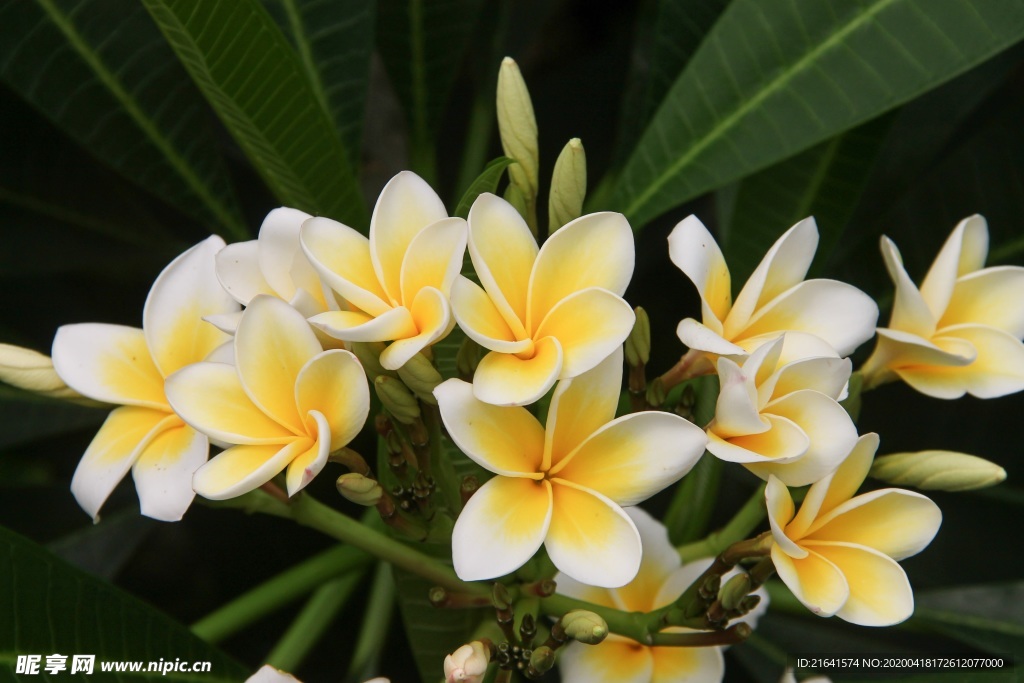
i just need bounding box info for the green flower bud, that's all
[336,473,383,506]
[548,138,586,232]
[374,375,420,424]
[527,646,556,677]
[624,307,651,367]
[646,376,666,407]
[396,353,443,405]
[350,341,394,381]
[456,336,481,380]
[870,450,1007,491]
[560,610,608,645]
[497,57,539,202]
[718,572,751,611]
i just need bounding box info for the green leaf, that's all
[48,511,156,580]
[719,114,893,285]
[915,583,1024,656]
[0,0,247,239]
[141,0,368,229]
[0,385,105,451]
[262,0,375,157]
[453,157,515,219]
[612,0,1024,229]
[0,524,248,681]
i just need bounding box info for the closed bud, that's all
[444,640,490,683]
[351,342,393,381]
[560,610,608,645]
[718,572,751,611]
[456,337,481,380]
[624,307,651,367]
[526,646,555,678]
[0,343,87,402]
[496,57,538,201]
[397,353,443,405]
[336,473,383,506]
[871,450,1006,491]
[374,375,420,424]
[548,138,586,232]
[646,377,666,407]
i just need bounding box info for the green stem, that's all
[666,453,723,545]
[191,543,369,642]
[539,594,666,644]
[678,482,767,563]
[345,563,396,683]
[266,571,365,671]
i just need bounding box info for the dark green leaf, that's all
[0,524,248,681]
[0,385,104,452]
[453,157,514,219]
[916,583,1024,657]
[141,0,368,229]
[48,511,156,581]
[612,0,1024,229]
[0,0,247,238]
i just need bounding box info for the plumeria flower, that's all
[669,215,877,363]
[300,171,467,370]
[706,336,857,487]
[211,208,337,334]
[165,295,369,499]
[450,193,635,406]
[860,215,1024,398]
[444,641,490,683]
[557,508,768,683]
[767,433,942,626]
[52,237,239,522]
[434,348,707,587]
[245,666,389,683]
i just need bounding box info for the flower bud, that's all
[443,640,490,683]
[374,375,420,424]
[870,450,1007,491]
[526,646,556,677]
[336,473,383,506]
[624,307,651,367]
[496,57,538,202]
[0,343,84,401]
[397,353,443,405]
[560,610,608,645]
[350,341,394,382]
[456,336,481,380]
[548,138,586,232]
[718,572,752,611]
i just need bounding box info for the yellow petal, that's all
[667,215,732,325]
[380,287,452,370]
[878,235,936,337]
[765,475,806,558]
[309,308,417,344]
[451,476,552,581]
[193,439,310,500]
[473,336,563,407]
[236,296,322,434]
[533,287,634,379]
[301,216,391,316]
[52,323,167,409]
[528,212,633,329]
[806,541,914,626]
[450,276,529,352]
[707,414,808,465]
[897,324,1024,399]
[815,432,879,519]
[399,217,467,305]
[543,347,622,469]
[675,318,743,355]
[132,422,207,521]
[546,480,641,587]
[941,266,1024,336]
[611,507,683,613]
[770,544,848,617]
[295,350,369,449]
[558,638,654,683]
[651,640,724,683]
[285,411,331,495]
[433,378,545,476]
[919,215,988,320]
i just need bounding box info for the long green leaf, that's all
[612,0,1024,229]
[0,524,248,681]
[916,583,1024,657]
[0,0,246,239]
[453,157,514,219]
[141,0,368,229]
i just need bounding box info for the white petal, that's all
[285,411,331,495]
[399,217,467,305]
[919,215,988,320]
[379,287,453,370]
[714,356,768,438]
[215,240,274,305]
[533,287,634,378]
[676,318,744,355]
[132,422,207,521]
[613,507,685,613]
[879,236,935,338]
[193,439,310,500]
[943,266,1024,336]
[651,637,724,683]
[301,216,391,316]
[558,639,654,683]
[707,414,808,465]
[765,475,806,558]
[667,215,731,325]
[806,541,915,626]
[897,324,1024,399]
[450,276,528,353]
[310,307,417,343]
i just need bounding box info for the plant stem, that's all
[678,482,767,563]
[265,571,365,672]
[191,543,369,642]
[666,453,722,545]
[345,563,396,683]
[538,594,676,645]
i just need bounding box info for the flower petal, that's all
[651,641,724,683]
[770,544,848,617]
[543,347,622,470]
[193,439,309,500]
[667,215,731,325]
[380,287,453,370]
[551,412,705,506]
[546,480,641,587]
[941,266,1024,336]
[766,475,806,558]
[879,236,936,338]
[165,362,294,445]
[896,324,1024,399]
[558,639,654,683]
[816,432,879,519]
[737,330,842,367]
[400,217,468,305]
[467,193,536,337]
[433,378,544,476]
[806,489,941,561]
[144,235,236,376]
[70,407,174,521]
[534,287,634,378]
[451,476,552,581]
[450,276,526,352]
[713,357,768,438]
[529,212,634,329]
[285,411,331,495]
[707,414,808,465]
[612,507,684,613]
[309,307,417,343]
[301,216,391,316]
[295,350,369,450]
[52,323,167,409]
[763,356,851,404]
[236,296,322,433]
[919,215,988,320]
[473,337,563,407]
[256,208,313,298]
[132,422,207,521]
[371,171,448,305]
[215,240,274,305]
[676,318,744,355]
[806,541,914,626]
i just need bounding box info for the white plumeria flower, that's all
[300,171,467,370]
[165,295,369,499]
[557,508,769,683]
[211,208,337,333]
[434,348,707,587]
[450,193,635,406]
[706,336,857,487]
[245,666,387,683]
[669,215,877,363]
[767,433,942,626]
[52,236,239,522]
[860,215,1024,398]
[444,641,489,683]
